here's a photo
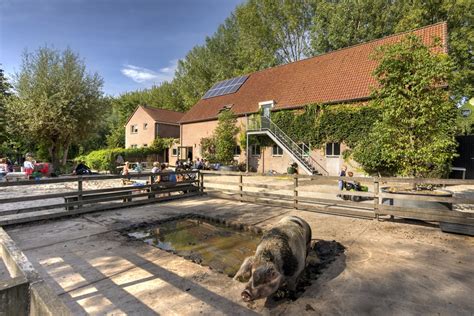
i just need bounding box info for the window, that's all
[143,144,148,147]
[130,144,138,149]
[172,148,180,156]
[233,146,241,156]
[298,143,310,157]
[251,145,261,156]
[143,123,148,130]
[130,125,138,134]
[325,142,340,156]
[272,144,283,156]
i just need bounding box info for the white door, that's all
[325,143,341,175]
[326,157,340,176]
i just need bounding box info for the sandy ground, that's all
[4,196,474,315]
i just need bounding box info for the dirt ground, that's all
[4,196,474,315]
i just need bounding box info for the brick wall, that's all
[125,107,156,148]
[180,117,362,175]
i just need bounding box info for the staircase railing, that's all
[247,116,328,175]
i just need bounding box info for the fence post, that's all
[293,175,298,210]
[239,174,243,202]
[373,177,379,220]
[199,171,204,195]
[77,176,83,209]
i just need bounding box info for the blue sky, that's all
[0,0,243,95]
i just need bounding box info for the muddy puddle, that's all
[125,216,261,276]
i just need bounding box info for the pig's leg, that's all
[233,256,254,282]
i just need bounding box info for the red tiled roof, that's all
[180,22,447,123]
[135,105,184,125]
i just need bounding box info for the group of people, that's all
[151,162,177,183]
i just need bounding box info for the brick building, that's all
[176,22,447,175]
[125,105,184,162]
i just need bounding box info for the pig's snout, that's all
[241,289,253,302]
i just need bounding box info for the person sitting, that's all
[134,162,143,173]
[151,162,160,173]
[74,161,91,175]
[122,162,130,176]
[194,158,203,170]
[338,166,347,191]
[0,158,7,179]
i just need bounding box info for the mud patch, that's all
[121,213,262,276]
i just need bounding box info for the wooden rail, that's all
[201,171,474,234]
[0,171,200,226]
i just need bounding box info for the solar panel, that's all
[202,75,249,99]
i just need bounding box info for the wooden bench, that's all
[64,191,133,210]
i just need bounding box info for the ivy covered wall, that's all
[271,103,381,150]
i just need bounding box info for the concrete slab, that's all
[5,196,474,315]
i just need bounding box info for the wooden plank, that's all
[206,192,374,219]
[379,192,474,204]
[0,180,198,204]
[206,192,293,208]
[378,177,474,185]
[0,185,198,216]
[241,183,293,190]
[296,203,375,219]
[296,196,373,210]
[0,171,199,187]
[378,204,474,218]
[297,188,375,198]
[378,205,474,225]
[203,180,240,186]
[0,192,201,226]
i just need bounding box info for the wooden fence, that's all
[0,171,200,226]
[201,171,474,234]
[1,171,473,234]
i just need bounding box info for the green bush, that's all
[76,138,175,172]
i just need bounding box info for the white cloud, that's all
[121,60,178,84]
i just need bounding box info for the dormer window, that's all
[218,104,233,113]
[258,100,275,118]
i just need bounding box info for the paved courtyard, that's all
[5,196,474,315]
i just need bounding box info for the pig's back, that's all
[257,216,311,278]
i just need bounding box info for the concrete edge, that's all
[0,227,72,315]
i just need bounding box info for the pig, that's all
[233,216,312,302]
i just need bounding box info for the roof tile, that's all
[180,22,447,123]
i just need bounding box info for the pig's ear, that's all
[233,256,254,282]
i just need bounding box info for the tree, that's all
[235,0,314,63]
[8,47,105,170]
[353,35,458,177]
[0,66,12,145]
[310,0,473,101]
[214,110,239,164]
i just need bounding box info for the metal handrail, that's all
[248,116,328,175]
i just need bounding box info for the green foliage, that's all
[198,110,239,164]
[77,140,173,173]
[310,0,472,100]
[271,103,380,149]
[150,137,176,152]
[456,99,474,135]
[353,35,457,177]
[0,66,12,145]
[200,136,217,163]
[7,46,106,169]
[214,110,239,164]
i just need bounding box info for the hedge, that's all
[76,138,175,172]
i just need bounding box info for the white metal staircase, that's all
[247,116,328,175]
